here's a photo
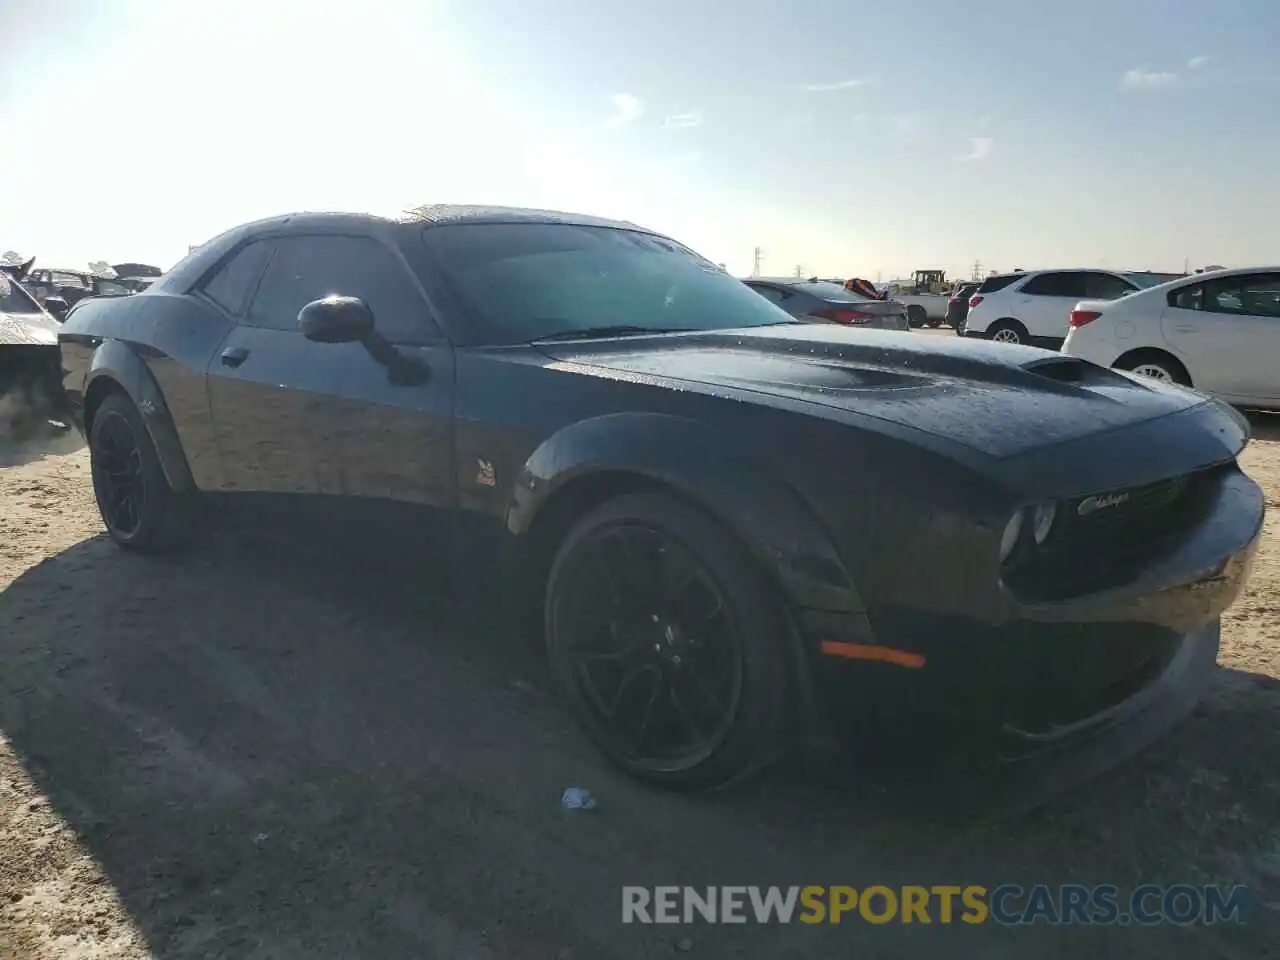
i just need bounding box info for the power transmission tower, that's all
[971,260,982,281]
[793,264,803,278]
[752,247,765,277]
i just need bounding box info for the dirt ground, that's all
[1,391,1279,957]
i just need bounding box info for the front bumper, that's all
[798,467,1263,814]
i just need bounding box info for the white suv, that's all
[962,269,1165,349]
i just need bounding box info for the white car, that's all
[1062,266,1280,409]
[962,269,1181,349]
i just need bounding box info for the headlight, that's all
[999,511,1024,562]
[1031,502,1057,544]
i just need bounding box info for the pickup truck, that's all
[884,269,951,327]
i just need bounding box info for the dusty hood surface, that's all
[536,325,1208,459]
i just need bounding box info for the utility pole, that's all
[752,247,765,277]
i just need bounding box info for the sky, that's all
[2,0,1278,279]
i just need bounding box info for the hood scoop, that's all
[701,355,926,394]
[1022,356,1122,386]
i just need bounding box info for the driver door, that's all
[207,232,455,516]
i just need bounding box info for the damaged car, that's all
[0,263,65,437]
[56,207,1264,807]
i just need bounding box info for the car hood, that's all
[536,325,1209,460]
[0,310,59,346]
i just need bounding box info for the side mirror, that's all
[44,296,69,321]
[297,296,374,344]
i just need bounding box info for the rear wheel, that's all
[1115,350,1191,386]
[545,493,792,790]
[89,393,195,552]
[986,319,1028,346]
[906,305,927,328]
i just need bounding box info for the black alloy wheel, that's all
[546,493,790,790]
[92,404,148,539]
[89,393,193,551]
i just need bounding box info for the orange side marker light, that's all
[820,641,926,670]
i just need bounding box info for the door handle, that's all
[220,346,250,368]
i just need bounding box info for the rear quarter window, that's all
[745,283,792,304]
[200,241,272,316]
[976,274,1022,294]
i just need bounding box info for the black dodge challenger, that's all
[57,207,1264,800]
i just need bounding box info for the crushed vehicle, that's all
[0,263,66,437]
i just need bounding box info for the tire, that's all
[1115,350,1191,386]
[545,492,792,791]
[986,319,1028,346]
[89,393,196,552]
[906,305,927,328]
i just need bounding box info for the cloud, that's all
[667,150,702,168]
[1121,69,1179,91]
[1188,55,1211,69]
[802,78,870,93]
[958,137,993,161]
[663,111,703,129]
[604,93,644,127]
[891,113,923,137]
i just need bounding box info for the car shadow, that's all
[0,532,1276,958]
[1245,410,1280,443]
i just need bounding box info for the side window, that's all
[748,284,790,304]
[246,235,435,342]
[1202,274,1280,319]
[1019,272,1070,297]
[1083,273,1137,300]
[1170,283,1204,311]
[201,241,271,316]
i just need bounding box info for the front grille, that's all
[1059,474,1190,541]
[1005,466,1223,600]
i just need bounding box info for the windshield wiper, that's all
[532,324,689,342]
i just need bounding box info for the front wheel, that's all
[545,493,792,791]
[89,393,196,552]
[906,306,927,328]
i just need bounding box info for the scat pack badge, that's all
[475,458,496,487]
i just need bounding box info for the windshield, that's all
[422,222,796,343]
[95,280,132,296]
[0,274,42,314]
[51,271,89,288]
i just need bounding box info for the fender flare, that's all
[83,340,196,494]
[506,412,863,616]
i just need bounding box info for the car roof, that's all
[748,277,839,286]
[210,206,656,242]
[403,204,650,232]
[1180,265,1280,280]
[153,206,673,295]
